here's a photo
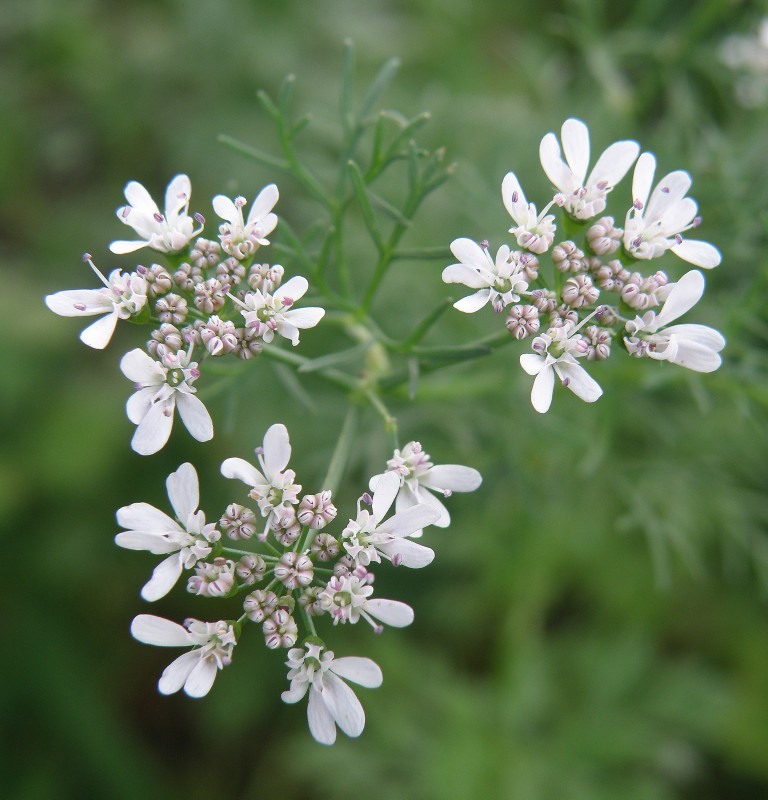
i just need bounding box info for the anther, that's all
[235,196,247,208]
[74,303,87,311]
[675,234,683,244]
[633,199,643,211]
[82,252,93,262]
[153,212,164,223]
[511,191,519,203]
[194,212,205,225]
[361,492,373,506]
[391,553,403,567]
[480,239,490,250]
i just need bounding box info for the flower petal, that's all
[453,290,491,313]
[109,239,150,255]
[220,457,266,487]
[126,387,156,425]
[79,310,118,349]
[274,275,309,304]
[366,599,414,627]
[632,152,656,209]
[45,289,112,317]
[212,194,239,224]
[263,423,291,476]
[131,614,190,646]
[378,536,435,568]
[530,364,555,413]
[539,132,576,194]
[330,657,383,688]
[246,183,279,225]
[175,393,214,443]
[114,531,179,554]
[501,172,527,224]
[141,553,183,601]
[588,140,639,188]
[124,180,159,213]
[117,501,178,533]
[322,672,365,738]
[561,118,590,184]
[558,362,603,404]
[166,463,199,522]
[379,503,441,538]
[164,174,191,221]
[654,270,705,328]
[519,352,546,376]
[307,685,337,745]
[121,348,164,384]
[131,399,175,456]
[184,656,218,698]
[442,263,492,289]
[372,471,400,521]
[422,464,482,493]
[158,650,199,695]
[283,307,325,330]
[670,239,721,269]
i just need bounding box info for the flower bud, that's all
[220,503,257,540]
[274,551,314,589]
[297,490,338,530]
[235,553,266,585]
[586,216,622,256]
[505,304,540,340]
[147,323,183,358]
[562,274,599,308]
[263,608,298,649]
[244,589,278,622]
[194,278,227,314]
[189,237,222,270]
[310,532,341,562]
[551,240,584,273]
[155,293,188,325]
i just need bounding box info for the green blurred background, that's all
[4,0,768,797]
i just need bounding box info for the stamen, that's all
[74,303,87,311]
[480,239,490,250]
[511,191,519,203]
[153,212,164,223]
[361,492,373,506]
[121,206,131,219]
[194,212,205,225]
[675,234,683,244]
[391,553,403,567]
[633,199,644,211]
[234,196,247,208]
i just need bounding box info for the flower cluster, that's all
[444,118,725,413]
[45,177,325,454]
[118,424,481,744]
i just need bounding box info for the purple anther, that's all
[177,192,188,199]
[194,212,205,225]
[511,191,519,203]
[82,252,93,262]
[562,377,571,387]
[281,296,294,307]
[391,553,403,567]
[74,303,87,311]
[190,368,200,379]
[661,186,670,193]
[633,199,644,211]
[443,489,453,498]
[633,236,643,248]
[480,239,490,250]
[361,492,373,506]
[153,212,164,223]
[597,180,609,190]
[374,624,384,635]
[675,234,683,244]
[121,206,131,219]
[532,340,545,352]
[255,446,265,456]
[693,216,701,227]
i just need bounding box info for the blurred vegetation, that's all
[4,0,768,798]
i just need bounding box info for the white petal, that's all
[331,657,383,688]
[281,682,309,704]
[166,463,199,522]
[123,180,158,213]
[670,239,721,268]
[109,239,150,255]
[141,553,183,601]
[114,531,179,554]
[175,393,214,443]
[664,323,725,352]
[246,183,279,224]
[654,270,705,328]
[539,132,575,194]
[212,194,239,224]
[283,307,325,329]
[378,502,441,540]
[45,289,112,317]
[263,423,291,476]
[411,485,450,528]
[126,387,156,425]
[379,537,435,568]
[520,352,546,376]
[667,338,723,372]
[117,501,178,533]
[422,464,482,493]
[449,238,492,272]
[307,685,337,744]
[164,174,191,219]
[659,197,698,235]
[588,140,639,188]
[372,471,400,521]
[632,152,656,209]
[558,362,603,403]
[132,400,175,456]
[561,118,590,184]
[274,275,309,304]
[501,172,527,224]
[530,365,555,413]
[646,170,693,219]
[158,651,199,695]
[220,457,266,487]
[120,348,163,384]
[453,290,491,313]
[131,614,190,646]
[322,672,365,738]
[184,656,219,698]
[442,263,492,289]
[366,599,414,627]
[79,311,118,349]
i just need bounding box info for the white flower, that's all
[624,269,725,372]
[236,275,325,346]
[317,572,414,631]
[45,258,148,349]
[539,118,639,220]
[120,348,213,455]
[623,153,721,268]
[281,641,382,745]
[501,172,558,254]
[520,322,603,413]
[342,471,440,568]
[221,423,302,521]
[442,239,530,313]
[131,614,236,698]
[369,441,481,536]
[213,184,279,259]
[110,174,201,255]
[116,463,220,600]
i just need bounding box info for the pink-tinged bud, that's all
[235,553,266,585]
[274,551,314,589]
[298,491,337,530]
[310,532,340,562]
[244,589,278,622]
[263,609,298,649]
